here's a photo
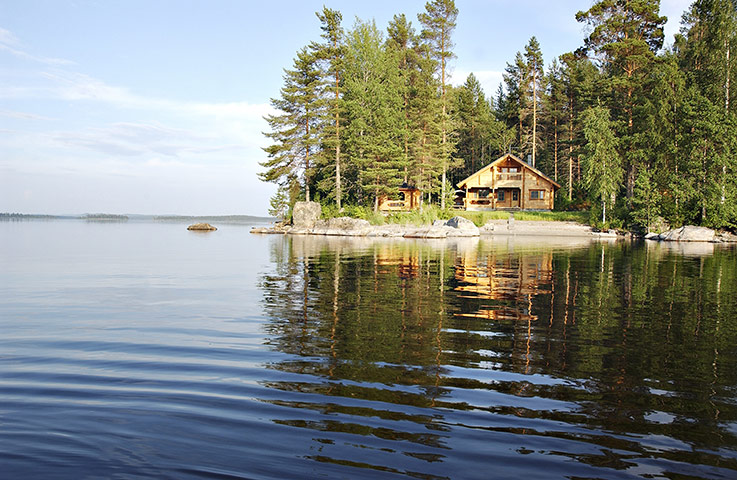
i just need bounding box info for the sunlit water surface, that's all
[1,220,736,479]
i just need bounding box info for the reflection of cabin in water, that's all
[453,250,553,320]
[378,183,421,212]
[455,154,560,211]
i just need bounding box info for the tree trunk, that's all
[441,44,447,210]
[554,115,558,181]
[334,46,342,211]
[305,118,311,202]
[532,71,537,168]
[602,197,606,225]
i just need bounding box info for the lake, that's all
[1,219,736,479]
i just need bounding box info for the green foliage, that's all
[268,186,290,221]
[580,106,623,226]
[261,48,322,201]
[631,168,660,232]
[259,1,737,233]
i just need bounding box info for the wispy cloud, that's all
[54,122,249,158]
[0,27,76,66]
[0,109,53,121]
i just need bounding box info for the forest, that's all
[260,0,737,231]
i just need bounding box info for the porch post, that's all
[521,166,526,210]
[491,166,496,209]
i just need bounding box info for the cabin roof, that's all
[456,153,561,190]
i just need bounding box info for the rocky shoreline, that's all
[250,202,736,243]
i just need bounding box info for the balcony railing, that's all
[496,173,522,181]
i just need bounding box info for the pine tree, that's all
[312,7,346,209]
[522,37,545,168]
[261,47,322,202]
[502,52,528,150]
[576,0,667,201]
[559,52,602,202]
[419,0,459,209]
[546,58,567,183]
[408,28,444,204]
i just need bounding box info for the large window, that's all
[530,190,546,200]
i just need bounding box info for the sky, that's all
[1,0,692,216]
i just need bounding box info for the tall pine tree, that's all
[419,0,459,209]
[261,47,322,203]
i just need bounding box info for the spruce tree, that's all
[580,106,623,226]
[386,14,420,185]
[343,19,405,211]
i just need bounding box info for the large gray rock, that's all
[323,217,371,236]
[661,225,716,242]
[445,216,480,235]
[404,225,454,238]
[305,216,372,236]
[292,201,321,228]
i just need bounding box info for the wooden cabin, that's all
[378,184,421,212]
[456,154,560,211]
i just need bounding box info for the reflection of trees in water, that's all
[261,236,454,411]
[259,236,737,473]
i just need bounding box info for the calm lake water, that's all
[1,220,736,479]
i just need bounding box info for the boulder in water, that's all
[187,223,217,231]
[661,225,715,242]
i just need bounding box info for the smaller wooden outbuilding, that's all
[378,183,421,212]
[456,153,561,211]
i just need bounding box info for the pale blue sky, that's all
[1,0,691,216]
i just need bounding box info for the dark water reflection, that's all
[261,235,737,479]
[1,221,736,479]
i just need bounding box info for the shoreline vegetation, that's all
[260,0,737,236]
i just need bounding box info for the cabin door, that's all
[511,189,520,208]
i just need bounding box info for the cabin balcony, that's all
[494,173,523,188]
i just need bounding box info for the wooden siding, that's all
[458,154,559,211]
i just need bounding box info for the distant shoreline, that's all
[0,213,274,223]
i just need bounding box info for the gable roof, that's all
[456,153,561,190]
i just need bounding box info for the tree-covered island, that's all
[260,0,737,233]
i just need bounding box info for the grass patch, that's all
[318,202,589,227]
[454,210,588,226]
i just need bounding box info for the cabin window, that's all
[497,190,505,201]
[530,190,545,200]
[478,188,490,198]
